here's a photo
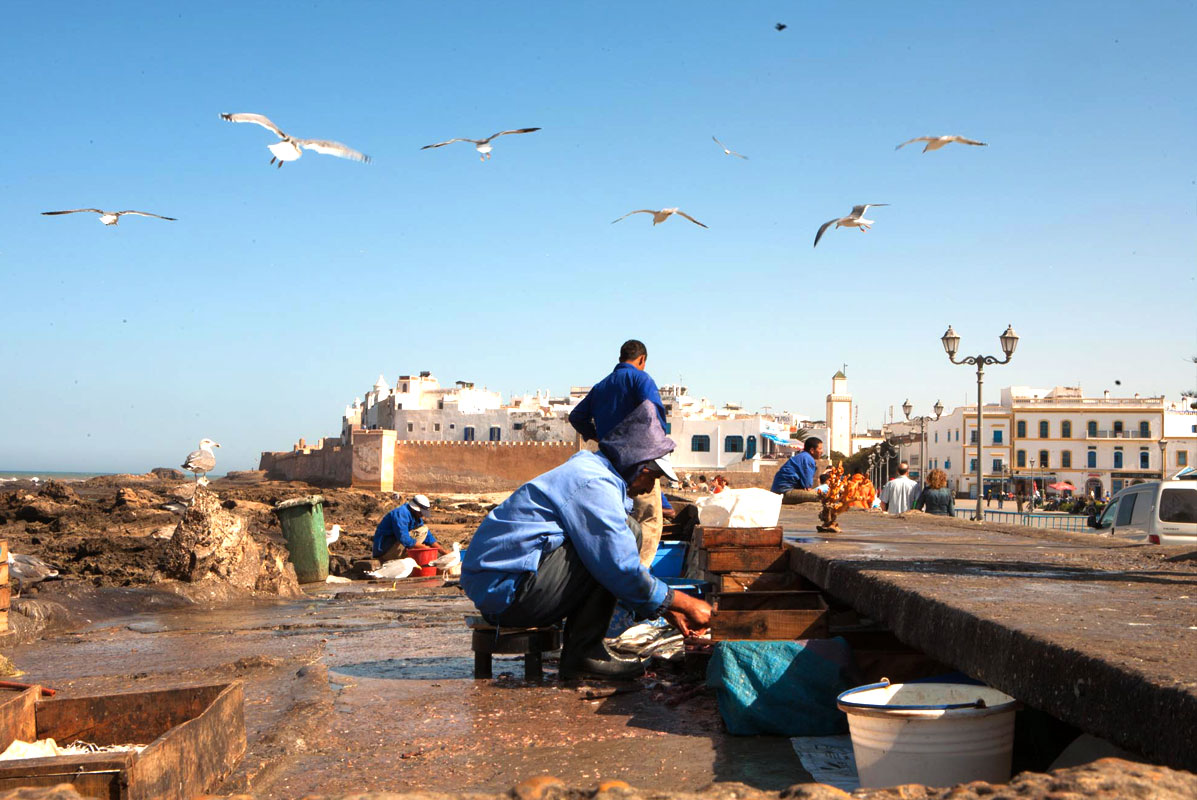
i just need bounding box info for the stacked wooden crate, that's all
[696,525,828,642]
[0,540,8,634]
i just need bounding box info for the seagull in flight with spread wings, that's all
[611,208,708,228]
[712,136,748,159]
[895,135,987,153]
[813,204,889,247]
[420,128,541,161]
[219,113,370,168]
[41,209,176,226]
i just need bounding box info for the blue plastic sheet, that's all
[707,638,855,736]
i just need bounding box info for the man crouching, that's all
[460,402,712,680]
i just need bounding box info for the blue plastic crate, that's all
[663,577,711,600]
[650,541,687,577]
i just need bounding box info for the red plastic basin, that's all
[406,545,438,566]
[416,565,438,577]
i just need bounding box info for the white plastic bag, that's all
[696,488,782,528]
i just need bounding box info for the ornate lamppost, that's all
[902,398,944,491]
[942,324,1019,521]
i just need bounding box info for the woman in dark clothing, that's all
[918,468,955,517]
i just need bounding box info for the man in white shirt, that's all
[879,462,921,515]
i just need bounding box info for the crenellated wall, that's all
[391,440,579,493]
[259,440,352,487]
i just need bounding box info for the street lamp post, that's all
[1159,439,1169,480]
[942,324,1019,522]
[903,398,944,491]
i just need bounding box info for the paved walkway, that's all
[779,504,1197,772]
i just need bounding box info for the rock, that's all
[163,486,259,588]
[150,467,185,480]
[779,785,855,799]
[112,487,157,509]
[12,494,67,523]
[256,539,302,597]
[37,481,79,503]
[511,776,565,800]
[0,654,22,678]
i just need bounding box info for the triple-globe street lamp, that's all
[902,398,944,491]
[942,324,1020,521]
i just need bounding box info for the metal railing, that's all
[1086,430,1151,439]
[953,509,1090,531]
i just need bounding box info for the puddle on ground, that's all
[329,656,520,681]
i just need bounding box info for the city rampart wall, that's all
[259,442,352,487]
[392,440,579,493]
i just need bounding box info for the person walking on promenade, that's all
[879,462,921,515]
[917,469,955,516]
[569,339,668,566]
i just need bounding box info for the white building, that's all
[915,386,1197,499]
[660,385,792,471]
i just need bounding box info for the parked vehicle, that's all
[1088,476,1197,545]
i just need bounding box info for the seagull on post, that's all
[219,113,371,167]
[420,128,541,161]
[813,204,889,247]
[611,208,708,228]
[181,439,220,485]
[712,136,748,159]
[895,135,987,153]
[41,209,176,226]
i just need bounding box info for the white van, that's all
[1088,476,1197,545]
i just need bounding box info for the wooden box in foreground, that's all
[718,571,809,593]
[699,526,783,548]
[710,590,829,641]
[0,682,245,800]
[704,547,788,573]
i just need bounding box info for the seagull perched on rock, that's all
[712,136,748,159]
[611,208,708,228]
[181,439,220,485]
[41,209,176,226]
[219,113,370,167]
[813,204,889,247]
[420,128,541,161]
[895,135,987,153]
[8,553,60,596]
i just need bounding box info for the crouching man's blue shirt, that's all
[372,504,437,558]
[461,450,670,620]
[771,451,817,493]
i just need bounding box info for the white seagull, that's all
[611,208,708,228]
[420,128,541,161]
[712,136,748,159]
[41,209,176,227]
[325,524,341,547]
[895,135,987,153]
[813,204,889,248]
[181,438,220,485]
[367,557,420,580]
[8,553,60,596]
[430,542,461,578]
[219,113,370,168]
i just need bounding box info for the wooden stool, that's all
[466,616,562,681]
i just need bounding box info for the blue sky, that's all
[2,2,1194,473]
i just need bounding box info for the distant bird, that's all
[611,208,708,228]
[41,209,176,227]
[813,204,889,248]
[181,439,220,485]
[430,542,461,578]
[1115,380,1122,386]
[420,128,541,161]
[367,557,419,580]
[219,113,370,168]
[8,553,60,596]
[775,23,787,31]
[325,524,341,547]
[895,135,987,153]
[712,136,748,159]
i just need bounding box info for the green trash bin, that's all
[273,495,329,583]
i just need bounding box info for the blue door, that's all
[746,436,757,459]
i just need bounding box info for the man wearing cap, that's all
[372,494,450,562]
[569,339,669,566]
[462,400,711,680]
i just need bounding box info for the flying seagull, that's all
[41,209,176,226]
[813,204,889,247]
[219,113,370,167]
[611,208,708,228]
[895,135,987,153]
[775,23,787,31]
[420,128,541,161]
[712,136,748,159]
[181,438,220,485]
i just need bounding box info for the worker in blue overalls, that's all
[373,494,450,562]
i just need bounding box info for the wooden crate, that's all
[0,682,245,800]
[718,571,810,593]
[0,540,7,633]
[698,526,783,548]
[705,547,788,573]
[710,591,829,641]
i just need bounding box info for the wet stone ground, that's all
[7,580,808,797]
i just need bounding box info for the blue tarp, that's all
[707,638,855,736]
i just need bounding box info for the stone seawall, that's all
[259,443,352,487]
[392,440,578,493]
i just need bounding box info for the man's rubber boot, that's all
[558,644,645,681]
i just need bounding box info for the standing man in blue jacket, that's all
[462,402,711,680]
[569,340,669,565]
[770,437,824,503]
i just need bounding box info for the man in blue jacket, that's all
[372,494,450,561]
[463,401,711,680]
[569,339,669,566]
[771,437,824,503]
